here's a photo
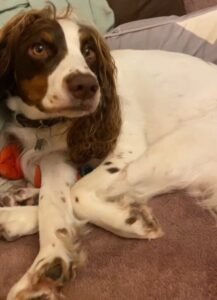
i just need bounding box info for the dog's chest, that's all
[6,121,69,157]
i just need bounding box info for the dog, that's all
[0,5,217,300]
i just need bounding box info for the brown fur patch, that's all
[19,75,48,105]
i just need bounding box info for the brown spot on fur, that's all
[40,195,44,200]
[19,75,48,105]
[61,197,66,203]
[129,203,159,230]
[75,197,79,203]
[104,161,112,165]
[125,216,137,225]
[107,167,120,174]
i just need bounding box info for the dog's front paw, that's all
[104,197,164,240]
[7,256,72,300]
[7,225,86,300]
[72,187,163,240]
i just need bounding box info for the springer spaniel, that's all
[0,5,217,300]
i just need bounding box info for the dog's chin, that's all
[7,95,100,121]
[40,97,100,118]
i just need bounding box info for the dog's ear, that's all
[0,13,32,96]
[88,27,117,97]
[0,7,55,97]
[68,27,122,165]
[0,20,15,94]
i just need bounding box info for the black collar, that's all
[15,114,66,128]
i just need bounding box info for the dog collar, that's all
[15,114,66,128]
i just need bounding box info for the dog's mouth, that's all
[38,95,100,117]
[6,93,100,123]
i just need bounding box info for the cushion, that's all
[0,0,114,33]
[107,0,186,26]
[106,6,217,64]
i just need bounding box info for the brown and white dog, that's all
[1,5,217,300]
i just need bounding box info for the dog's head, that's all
[0,6,121,163]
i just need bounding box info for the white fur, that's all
[2,19,217,300]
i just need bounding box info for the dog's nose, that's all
[64,73,99,100]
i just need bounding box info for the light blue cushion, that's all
[0,0,114,33]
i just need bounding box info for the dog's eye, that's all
[82,44,96,68]
[82,44,95,59]
[28,43,49,59]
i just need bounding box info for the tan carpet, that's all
[1,193,217,300]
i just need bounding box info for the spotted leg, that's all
[70,148,163,240]
[7,152,85,300]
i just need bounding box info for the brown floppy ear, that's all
[0,13,34,97]
[0,12,32,94]
[0,7,55,98]
[67,26,122,165]
[0,22,15,96]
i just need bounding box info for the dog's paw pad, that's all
[43,258,66,282]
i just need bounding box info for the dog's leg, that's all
[70,124,217,238]
[0,206,38,241]
[105,124,217,222]
[70,146,163,240]
[7,152,85,300]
